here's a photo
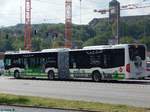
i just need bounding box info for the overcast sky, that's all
[0,0,150,27]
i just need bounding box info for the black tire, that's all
[92,71,101,82]
[48,71,55,80]
[14,71,20,79]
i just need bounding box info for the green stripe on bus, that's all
[113,71,125,80]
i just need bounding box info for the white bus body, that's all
[4,44,147,81]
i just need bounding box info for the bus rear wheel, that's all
[14,71,20,79]
[92,71,101,82]
[48,71,55,80]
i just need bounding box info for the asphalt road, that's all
[0,76,150,108]
[0,105,79,112]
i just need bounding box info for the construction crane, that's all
[94,2,150,14]
[94,1,150,44]
[65,0,72,48]
[24,0,32,51]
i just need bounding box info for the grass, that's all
[0,93,150,112]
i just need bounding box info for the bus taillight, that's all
[126,64,130,73]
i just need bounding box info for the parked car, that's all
[146,61,150,78]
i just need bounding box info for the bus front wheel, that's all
[92,71,101,82]
[14,71,20,79]
[48,71,55,80]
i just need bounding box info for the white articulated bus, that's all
[4,44,147,81]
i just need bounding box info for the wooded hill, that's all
[0,15,150,52]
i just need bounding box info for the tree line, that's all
[0,15,150,52]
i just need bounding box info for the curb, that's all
[0,104,101,112]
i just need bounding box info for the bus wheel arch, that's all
[92,70,102,82]
[48,70,55,80]
[14,70,21,79]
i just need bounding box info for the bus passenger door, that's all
[58,51,70,80]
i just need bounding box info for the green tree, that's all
[83,33,110,47]
[12,37,24,50]
[120,36,134,44]
[140,36,150,51]
[32,37,43,51]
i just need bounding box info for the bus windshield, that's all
[129,45,146,61]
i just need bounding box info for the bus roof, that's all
[5,50,31,55]
[41,48,70,52]
[5,44,146,55]
[83,44,145,50]
[83,44,128,50]
[5,48,70,55]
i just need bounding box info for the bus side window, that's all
[23,58,28,69]
[70,55,75,68]
[89,54,102,67]
[41,58,45,71]
[103,53,111,68]
[30,57,36,67]
[72,58,76,68]
[103,55,107,68]
[5,59,11,66]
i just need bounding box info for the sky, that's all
[0,0,150,27]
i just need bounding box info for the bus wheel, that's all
[92,71,101,82]
[48,71,55,80]
[14,71,20,79]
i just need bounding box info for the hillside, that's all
[0,15,150,51]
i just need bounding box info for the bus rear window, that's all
[129,45,146,61]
